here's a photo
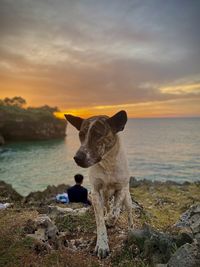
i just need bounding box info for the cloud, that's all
[0,0,200,116]
[160,83,200,95]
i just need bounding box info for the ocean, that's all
[0,118,200,196]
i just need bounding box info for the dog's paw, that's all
[105,214,116,228]
[94,243,110,259]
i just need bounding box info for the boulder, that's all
[127,224,194,265]
[175,204,200,243]
[167,242,200,267]
[127,225,176,265]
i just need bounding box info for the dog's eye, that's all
[95,132,102,139]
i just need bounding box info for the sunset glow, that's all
[55,97,200,119]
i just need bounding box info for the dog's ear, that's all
[64,114,83,131]
[107,110,127,133]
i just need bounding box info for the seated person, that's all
[67,174,91,205]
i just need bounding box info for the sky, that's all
[0,0,200,118]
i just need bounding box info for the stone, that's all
[27,215,59,245]
[127,223,198,265]
[175,204,200,242]
[35,215,58,240]
[174,232,193,248]
[127,225,176,264]
[193,205,200,213]
[167,242,200,267]
[190,214,200,234]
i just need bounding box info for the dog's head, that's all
[65,110,127,168]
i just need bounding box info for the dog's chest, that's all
[89,135,129,190]
[89,161,129,191]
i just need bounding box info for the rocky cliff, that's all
[0,104,67,142]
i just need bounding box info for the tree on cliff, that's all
[1,97,26,108]
[27,105,59,114]
[0,97,59,115]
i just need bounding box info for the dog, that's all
[65,110,133,258]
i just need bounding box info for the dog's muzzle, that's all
[73,151,89,168]
[73,150,101,168]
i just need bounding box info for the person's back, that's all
[67,184,88,203]
[67,174,91,205]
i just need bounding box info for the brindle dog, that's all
[65,110,133,259]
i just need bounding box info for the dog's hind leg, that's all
[91,190,110,259]
[105,189,126,227]
[124,190,134,229]
[102,191,110,216]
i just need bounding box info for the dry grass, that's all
[131,183,200,230]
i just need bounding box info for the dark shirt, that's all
[67,184,90,205]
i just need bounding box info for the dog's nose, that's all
[74,151,87,165]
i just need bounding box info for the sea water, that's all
[0,118,199,196]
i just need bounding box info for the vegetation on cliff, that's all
[0,97,66,142]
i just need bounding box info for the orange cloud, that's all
[160,83,200,95]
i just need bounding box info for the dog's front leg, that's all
[92,190,110,259]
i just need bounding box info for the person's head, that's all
[74,174,84,184]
